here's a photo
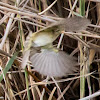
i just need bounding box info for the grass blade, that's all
[0,52,18,82]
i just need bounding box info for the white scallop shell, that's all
[30,50,77,77]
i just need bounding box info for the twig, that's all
[79,90,100,100]
[38,0,57,15]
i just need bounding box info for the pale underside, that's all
[33,32,56,47]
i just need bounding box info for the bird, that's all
[22,16,90,77]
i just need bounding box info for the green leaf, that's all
[0,52,18,82]
[79,0,85,16]
[25,68,30,100]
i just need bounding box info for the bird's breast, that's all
[33,32,54,47]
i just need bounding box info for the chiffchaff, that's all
[22,16,90,77]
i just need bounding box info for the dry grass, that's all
[0,0,100,100]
